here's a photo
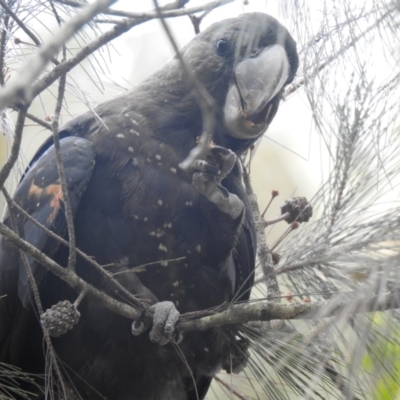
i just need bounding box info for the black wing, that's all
[0,137,94,349]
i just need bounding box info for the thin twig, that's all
[25,111,52,130]
[50,54,77,271]
[214,375,247,400]
[189,9,213,34]
[0,0,11,87]
[263,212,291,227]
[0,106,28,190]
[179,289,400,331]
[152,0,216,171]
[0,0,60,65]
[0,0,119,110]
[243,167,281,301]
[31,0,233,102]
[284,6,394,99]
[0,0,42,47]
[54,0,233,20]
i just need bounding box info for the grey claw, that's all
[192,159,220,176]
[193,172,243,220]
[209,146,236,181]
[210,146,231,156]
[192,147,243,219]
[209,189,244,219]
[149,301,180,345]
[131,311,146,336]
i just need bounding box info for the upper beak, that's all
[235,44,290,118]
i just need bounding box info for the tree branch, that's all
[1,215,399,336]
[243,166,281,301]
[31,0,233,101]
[54,0,233,20]
[0,219,141,319]
[178,289,400,332]
[50,60,78,271]
[153,0,217,171]
[24,111,52,130]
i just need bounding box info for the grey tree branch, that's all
[214,376,247,400]
[31,0,233,101]
[179,289,400,332]
[50,54,78,271]
[0,0,11,87]
[25,111,52,130]
[243,167,281,301]
[0,219,140,319]
[153,0,216,171]
[54,0,233,20]
[1,215,399,336]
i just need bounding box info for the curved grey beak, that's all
[235,44,290,117]
[223,44,290,139]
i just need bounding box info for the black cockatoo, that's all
[0,12,298,400]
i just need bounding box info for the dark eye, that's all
[215,38,230,56]
[250,48,261,58]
